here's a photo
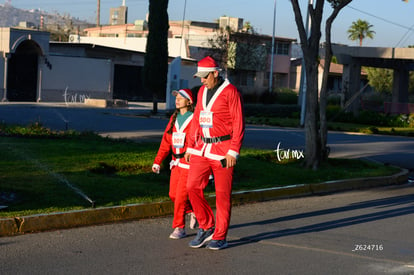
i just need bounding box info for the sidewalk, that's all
[0,167,408,237]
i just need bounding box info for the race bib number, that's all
[172,132,186,148]
[200,111,213,128]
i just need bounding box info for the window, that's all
[240,71,256,87]
[273,42,289,56]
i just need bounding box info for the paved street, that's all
[1,184,414,274]
[1,102,414,274]
[1,102,413,172]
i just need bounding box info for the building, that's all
[332,44,414,114]
[109,1,128,26]
[0,27,197,103]
[225,32,296,94]
[79,16,297,95]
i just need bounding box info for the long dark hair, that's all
[167,104,195,134]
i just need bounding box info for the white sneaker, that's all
[189,213,198,229]
[169,227,186,239]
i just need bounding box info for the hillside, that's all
[0,4,93,31]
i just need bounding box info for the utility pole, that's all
[269,0,277,93]
[179,0,187,57]
[96,0,100,27]
[299,0,312,126]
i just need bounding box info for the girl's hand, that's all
[152,164,160,174]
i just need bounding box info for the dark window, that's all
[273,42,289,56]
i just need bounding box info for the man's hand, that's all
[184,152,191,163]
[224,154,237,168]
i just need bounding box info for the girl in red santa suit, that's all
[152,89,197,239]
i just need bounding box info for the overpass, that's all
[332,44,414,114]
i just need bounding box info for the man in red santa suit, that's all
[184,56,245,250]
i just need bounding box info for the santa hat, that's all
[172,88,193,104]
[193,56,221,78]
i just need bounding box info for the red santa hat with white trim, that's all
[193,56,221,78]
[172,88,194,104]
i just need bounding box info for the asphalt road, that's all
[1,102,413,172]
[1,184,414,274]
[1,103,414,274]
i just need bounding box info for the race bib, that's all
[172,132,186,148]
[200,111,213,128]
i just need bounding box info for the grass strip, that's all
[0,134,399,218]
[246,117,414,136]
[0,122,400,217]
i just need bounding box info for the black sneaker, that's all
[188,228,214,248]
[206,239,228,250]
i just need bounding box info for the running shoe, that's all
[188,228,213,248]
[206,239,228,250]
[169,227,186,239]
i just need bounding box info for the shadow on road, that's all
[229,186,414,248]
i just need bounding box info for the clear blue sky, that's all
[10,0,414,48]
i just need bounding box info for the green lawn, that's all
[0,131,399,218]
[246,116,414,136]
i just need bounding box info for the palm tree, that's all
[347,19,375,46]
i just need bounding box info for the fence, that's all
[384,102,414,114]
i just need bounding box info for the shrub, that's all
[275,88,298,105]
[243,88,298,105]
[326,105,355,123]
[357,111,389,126]
[244,104,300,118]
[369,126,379,134]
[327,94,342,106]
[393,114,414,128]
[259,92,278,104]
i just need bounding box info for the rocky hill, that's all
[0,4,93,31]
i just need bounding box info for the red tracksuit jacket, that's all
[154,113,194,169]
[186,79,245,160]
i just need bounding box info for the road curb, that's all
[310,167,409,194]
[0,168,409,237]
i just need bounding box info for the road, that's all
[1,102,413,172]
[1,102,414,274]
[1,184,414,274]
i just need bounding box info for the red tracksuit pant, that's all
[187,155,233,240]
[169,166,192,229]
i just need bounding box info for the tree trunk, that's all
[320,0,352,161]
[291,0,352,169]
[304,57,320,170]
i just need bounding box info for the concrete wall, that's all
[39,55,113,103]
[181,63,199,89]
[0,27,49,55]
[267,54,291,74]
[69,36,188,59]
[0,55,4,100]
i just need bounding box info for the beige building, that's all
[0,27,197,103]
[80,16,297,95]
[109,3,128,26]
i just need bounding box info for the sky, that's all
[9,0,414,48]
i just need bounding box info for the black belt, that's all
[172,152,185,159]
[201,135,231,143]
